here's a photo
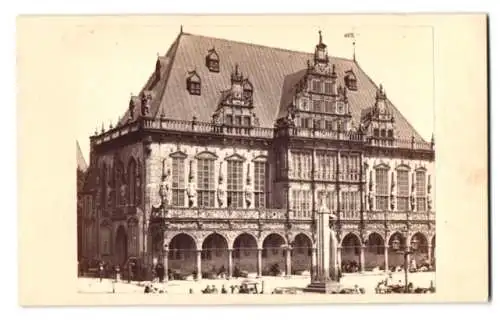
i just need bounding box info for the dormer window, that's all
[242,79,253,101]
[205,47,220,73]
[344,69,358,91]
[186,70,201,95]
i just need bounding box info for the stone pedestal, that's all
[304,197,341,294]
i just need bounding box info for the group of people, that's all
[198,282,262,294]
[374,274,435,294]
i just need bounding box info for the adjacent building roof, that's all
[119,31,426,142]
[77,141,88,172]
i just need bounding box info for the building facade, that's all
[79,30,435,279]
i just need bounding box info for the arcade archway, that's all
[168,233,197,275]
[262,233,286,276]
[292,233,312,275]
[115,225,128,265]
[201,233,229,277]
[341,233,361,273]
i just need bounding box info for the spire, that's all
[180,25,183,34]
[319,30,323,44]
[231,63,243,83]
[353,39,356,62]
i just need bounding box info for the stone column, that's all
[311,245,317,280]
[285,248,292,277]
[257,248,263,278]
[227,249,233,278]
[360,244,366,272]
[384,245,389,272]
[196,250,202,281]
[163,248,169,282]
[427,244,433,263]
[337,245,342,273]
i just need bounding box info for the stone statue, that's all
[368,190,374,211]
[244,164,252,208]
[427,196,433,211]
[120,184,127,205]
[319,190,329,213]
[159,168,171,207]
[216,176,226,208]
[244,183,252,208]
[186,160,197,207]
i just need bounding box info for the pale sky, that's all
[60,16,434,164]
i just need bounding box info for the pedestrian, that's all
[156,263,165,283]
[98,261,104,282]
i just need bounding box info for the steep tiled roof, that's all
[77,141,88,172]
[121,32,425,142]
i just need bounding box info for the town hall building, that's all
[78,29,435,280]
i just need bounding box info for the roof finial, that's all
[318,30,323,44]
[180,25,183,34]
[353,40,356,62]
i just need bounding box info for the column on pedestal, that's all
[285,248,292,276]
[196,250,202,280]
[163,248,169,282]
[360,244,366,272]
[311,245,317,279]
[384,245,389,272]
[257,248,263,278]
[227,249,233,278]
[427,244,433,263]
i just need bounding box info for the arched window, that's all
[136,161,142,205]
[396,168,409,211]
[196,152,217,207]
[227,158,244,208]
[375,166,389,210]
[100,226,112,256]
[253,160,267,208]
[128,159,136,206]
[416,170,427,211]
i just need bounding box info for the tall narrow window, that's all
[375,167,389,210]
[325,100,334,113]
[313,100,322,113]
[171,156,186,206]
[312,79,321,92]
[227,160,244,208]
[324,81,334,94]
[254,161,266,208]
[416,171,426,211]
[128,160,136,206]
[396,169,409,211]
[197,158,215,207]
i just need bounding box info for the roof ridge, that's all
[354,60,427,142]
[183,32,355,62]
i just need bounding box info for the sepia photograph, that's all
[76,20,436,296]
[17,13,488,306]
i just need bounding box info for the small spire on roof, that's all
[318,30,323,44]
[352,40,356,62]
[101,123,105,133]
[180,25,183,34]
